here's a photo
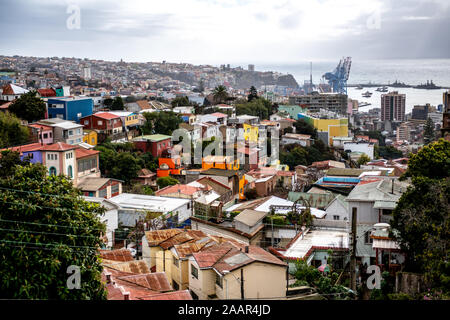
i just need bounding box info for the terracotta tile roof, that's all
[37,88,56,97]
[136,290,192,300]
[40,142,77,152]
[94,112,120,120]
[75,147,99,159]
[155,184,201,196]
[210,112,228,118]
[100,248,134,262]
[28,123,53,131]
[0,143,43,153]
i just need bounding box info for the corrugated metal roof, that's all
[117,272,172,292]
[103,260,151,274]
[100,248,133,262]
[137,290,192,300]
[145,229,183,246]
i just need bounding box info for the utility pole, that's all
[350,207,357,292]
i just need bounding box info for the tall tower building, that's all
[381,91,406,122]
[82,66,91,80]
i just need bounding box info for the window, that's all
[333,215,340,221]
[190,290,199,300]
[215,273,223,288]
[191,265,198,279]
[49,167,57,176]
[91,138,95,144]
[111,184,119,194]
[365,231,373,244]
[67,165,73,178]
[98,120,103,126]
[68,130,73,136]
[173,258,179,268]
[43,133,48,139]
[84,120,89,125]
[172,281,179,291]
[98,188,107,198]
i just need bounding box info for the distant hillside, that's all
[232,70,299,89]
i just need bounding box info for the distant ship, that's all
[376,86,388,92]
[362,91,372,97]
[355,85,363,90]
[391,80,410,88]
[414,80,442,90]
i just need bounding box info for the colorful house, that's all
[80,112,123,135]
[83,129,98,146]
[28,123,54,144]
[46,97,93,122]
[202,155,239,171]
[243,123,259,143]
[297,113,348,146]
[132,134,172,158]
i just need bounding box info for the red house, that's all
[132,134,172,158]
[80,112,123,135]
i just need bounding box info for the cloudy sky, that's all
[0,0,449,65]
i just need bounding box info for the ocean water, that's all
[259,59,450,113]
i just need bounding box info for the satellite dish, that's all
[160,163,169,170]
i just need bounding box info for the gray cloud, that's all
[0,0,449,63]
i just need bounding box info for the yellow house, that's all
[243,123,259,143]
[189,243,288,300]
[83,129,98,146]
[298,114,348,146]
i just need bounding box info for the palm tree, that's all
[213,85,228,104]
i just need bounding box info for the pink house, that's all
[28,123,54,144]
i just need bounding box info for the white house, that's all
[107,193,192,227]
[343,142,375,160]
[345,179,409,265]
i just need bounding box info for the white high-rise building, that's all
[82,66,91,80]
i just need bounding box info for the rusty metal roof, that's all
[103,260,151,274]
[100,248,134,262]
[158,229,207,250]
[117,272,172,292]
[145,229,183,246]
[137,290,193,300]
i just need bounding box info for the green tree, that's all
[378,146,403,160]
[244,188,258,200]
[110,152,141,184]
[141,111,182,136]
[212,85,228,104]
[247,86,258,102]
[110,96,124,110]
[8,91,46,122]
[0,163,107,299]
[357,154,371,166]
[391,177,449,293]
[294,119,318,139]
[0,112,30,148]
[423,117,436,145]
[156,176,179,189]
[103,98,113,108]
[171,96,191,107]
[392,139,450,296]
[403,139,450,179]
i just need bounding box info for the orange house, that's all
[157,156,183,177]
[202,155,240,171]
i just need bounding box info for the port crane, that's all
[322,57,352,94]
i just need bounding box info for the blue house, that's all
[47,97,93,122]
